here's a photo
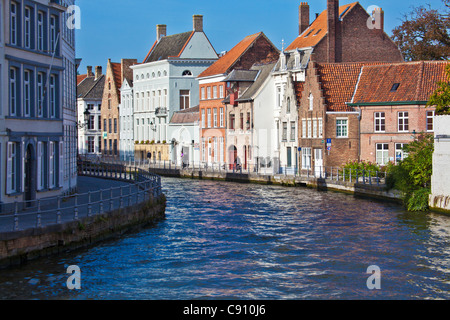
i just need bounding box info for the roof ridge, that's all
[82,75,105,99]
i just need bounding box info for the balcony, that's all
[155,107,168,117]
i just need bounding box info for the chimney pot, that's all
[156,24,167,41]
[95,66,102,80]
[193,15,203,32]
[87,66,94,77]
[299,2,310,35]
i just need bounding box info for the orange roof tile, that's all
[77,74,87,85]
[352,61,450,104]
[286,2,358,51]
[316,61,386,111]
[111,62,122,91]
[198,32,262,78]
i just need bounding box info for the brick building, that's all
[349,61,449,166]
[197,32,279,167]
[100,58,137,159]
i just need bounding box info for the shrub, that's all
[343,160,382,179]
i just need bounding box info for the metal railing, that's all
[0,162,162,233]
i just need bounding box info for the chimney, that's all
[299,2,310,35]
[193,15,203,32]
[156,24,167,41]
[374,7,384,35]
[87,66,94,77]
[327,0,340,63]
[95,66,102,80]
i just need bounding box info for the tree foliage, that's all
[427,64,450,114]
[391,2,450,61]
[386,134,434,211]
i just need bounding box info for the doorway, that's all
[314,148,323,178]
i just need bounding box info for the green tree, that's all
[391,2,450,61]
[427,64,450,114]
[386,134,434,211]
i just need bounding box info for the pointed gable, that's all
[143,31,194,63]
[198,32,264,78]
[286,2,358,51]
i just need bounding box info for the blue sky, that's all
[75,0,447,73]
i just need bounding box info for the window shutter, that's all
[21,142,25,193]
[49,142,54,188]
[37,142,42,190]
[59,141,64,187]
[6,143,13,194]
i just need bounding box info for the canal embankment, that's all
[144,166,403,204]
[0,164,166,269]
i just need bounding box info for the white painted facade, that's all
[1,0,72,204]
[168,119,200,167]
[119,78,134,161]
[430,115,450,212]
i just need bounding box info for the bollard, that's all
[74,195,79,220]
[56,196,62,224]
[88,192,92,217]
[99,190,104,214]
[14,201,19,231]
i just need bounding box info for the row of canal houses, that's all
[77,0,449,176]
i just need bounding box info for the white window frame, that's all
[207,109,211,128]
[37,11,44,51]
[302,119,306,138]
[219,107,224,127]
[50,15,57,52]
[201,109,205,129]
[313,119,317,138]
[37,72,44,117]
[376,143,389,166]
[427,110,435,132]
[336,118,348,138]
[207,87,211,99]
[318,118,323,138]
[7,142,17,194]
[219,85,224,99]
[24,70,31,117]
[9,67,17,116]
[213,86,217,99]
[201,87,205,100]
[24,6,31,49]
[50,74,56,118]
[213,108,217,128]
[395,143,408,164]
[398,111,409,132]
[374,112,385,132]
[10,2,17,46]
[302,147,312,169]
[49,142,55,188]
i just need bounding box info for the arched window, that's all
[157,71,161,77]
[308,93,314,111]
[163,70,167,77]
[182,70,192,76]
[287,97,291,113]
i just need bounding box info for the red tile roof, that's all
[286,2,358,51]
[77,74,87,85]
[198,32,262,78]
[351,61,450,104]
[111,62,122,92]
[316,61,386,111]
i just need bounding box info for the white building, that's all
[1,0,76,204]
[130,15,217,161]
[119,78,134,161]
[271,48,310,175]
[77,66,104,160]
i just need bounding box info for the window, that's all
[290,121,296,141]
[50,15,57,52]
[87,137,95,153]
[109,119,112,133]
[308,93,314,111]
[114,118,117,133]
[180,90,190,110]
[398,112,409,132]
[282,122,288,141]
[10,2,17,46]
[182,70,192,76]
[313,119,317,138]
[336,119,348,138]
[207,109,211,128]
[24,70,31,117]
[391,83,400,92]
[7,142,18,193]
[240,113,244,130]
[213,86,217,99]
[229,114,235,130]
[219,108,224,127]
[49,142,56,188]
[220,86,224,98]
[88,116,94,130]
[37,142,45,190]
[395,143,408,164]
[302,147,312,169]
[109,139,112,155]
[37,73,44,117]
[50,75,56,118]
[276,87,282,108]
[98,136,102,153]
[114,140,118,155]
[307,119,312,138]
[201,109,205,128]
[98,116,102,131]
[103,119,107,132]
[24,7,31,49]
[158,90,161,108]
[9,67,17,116]
[201,87,205,100]
[287,147,292,167]
[376,143,389,165]
[246,112,251,130]
[427,111,435,132]
[318,118,323,138]
[213,108,218,127]
[38,12,44,51]
[207,87,211,99]
[163,89,167,108]
[286,97,291,113]
[374,112,385,132]
[302,119,306,138]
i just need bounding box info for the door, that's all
[314,148,323,177]
[182,146,189,166]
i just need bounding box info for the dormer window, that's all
[304,29,314,38]
[182,70,193,76]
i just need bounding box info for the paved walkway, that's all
[0,177,141,234]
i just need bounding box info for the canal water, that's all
[0,177,449,300]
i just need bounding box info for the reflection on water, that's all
[0,177,449,300]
